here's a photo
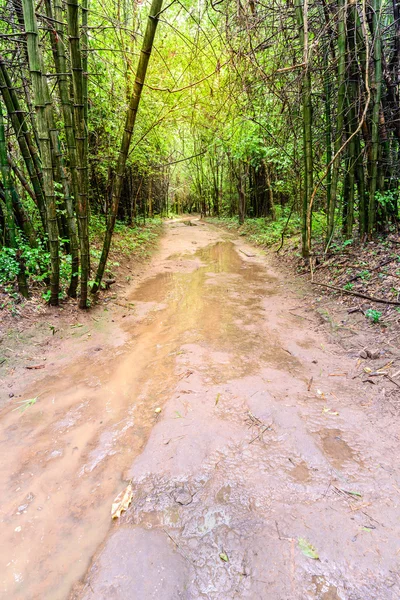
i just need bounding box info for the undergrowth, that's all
[0,217,163,310]
[206,206,302,248]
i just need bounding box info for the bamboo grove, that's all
[0,0,400,306]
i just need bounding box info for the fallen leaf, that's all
[215,393,221,406]
[219,552,229,562]
[298,537,319,560]
[340,488,362,498]
[12,397,38,412]
[364,367,372,373]
[111,483,133,519]
[155,407,162,414]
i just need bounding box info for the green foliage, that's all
[343,282,354,290]
[359,270,371,281]
[365,309,382,323]
[0,248,20,285]
[12,396,38,412]
[207,207,301,248]
[375,190,397,212]
[1,237,69,299]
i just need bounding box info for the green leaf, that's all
[219,552,229,562]
[13,396,38,413]
[298,538,319,560]
[340,489,363,498]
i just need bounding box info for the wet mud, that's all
[1,220,400,599]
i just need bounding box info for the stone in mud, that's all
[173,488,193,505]
[359,349,368,359]
[367,349,380,360]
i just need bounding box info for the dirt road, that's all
[1,220,400,599]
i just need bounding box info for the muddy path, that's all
[1,219,400,600]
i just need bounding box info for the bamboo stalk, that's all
[0,59,47,231]
[0,100,29,297]
[45,0,80,298]
[92,0,164,293]
[67,0,90,308]
[22,0,60,305]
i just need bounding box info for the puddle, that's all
[289,460,310,482]
[0,238,292,599]
[128,272,174,302]
[319,428,354,469]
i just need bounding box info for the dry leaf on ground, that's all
[111,483,133,519]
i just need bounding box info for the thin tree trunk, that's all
[368,0,382,234]
[327,0,346,244]
[22,0,60,305]
[296,0,313,256]
[0,102,16,247]
[45,0,80,297]
[92,0,164,293]
[323,46,332,216]
[0,101,29,297]
[237,161,246,225]
[148,177,153,217]
[11,186,37,248]
[68,0,90,307]
[0,58,47,231]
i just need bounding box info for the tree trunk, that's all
[22,0,60,305]
[92,0,164,293]
[67,0,90,308]
[368,0,382,234]
[296,0,313,256]
[45,0,80,298]
[0,58,47,231]
[327,0,346,245]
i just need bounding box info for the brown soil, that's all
[1,218,400,600]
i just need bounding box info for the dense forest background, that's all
[1,0,399,307]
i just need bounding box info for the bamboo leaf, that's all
[298,538,319,560]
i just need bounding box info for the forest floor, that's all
[1,217,400,600]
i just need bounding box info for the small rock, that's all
[359,350,368,359]
[367,349,380,360]
[173,489,193,506]
[17,504,28,513]
[9,392,14,398]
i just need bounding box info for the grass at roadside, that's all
[206,209,302,249]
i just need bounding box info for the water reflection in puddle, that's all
[0,239,288,599]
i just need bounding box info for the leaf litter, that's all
[111,483,133,519]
